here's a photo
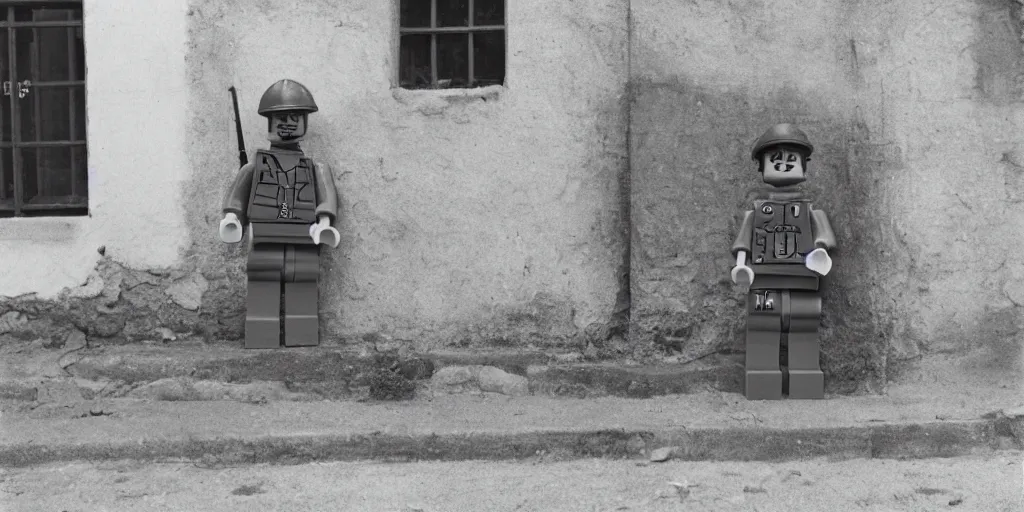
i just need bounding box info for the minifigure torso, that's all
[246,147,320,245]
[745,189,820,290]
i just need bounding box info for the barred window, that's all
[0,1,86,218]
[399,0,505,89]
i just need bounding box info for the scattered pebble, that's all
[649,446,676,462]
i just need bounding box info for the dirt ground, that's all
[1,452,1020,512]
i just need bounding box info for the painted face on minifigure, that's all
[267,112,307,143]
[760,146,807,186]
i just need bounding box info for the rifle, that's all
[228,86,247,167]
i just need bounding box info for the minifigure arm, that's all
[313,161,339,225]
[810,208,837,250]
[222,162,255,223]
[730,210,754,256]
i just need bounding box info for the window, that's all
[0,1,86,218]
[399,0,505,90]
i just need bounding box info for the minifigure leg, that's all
[245,245,285,349]
[787,291,824,399]
[283,245,320,347]
[745,290,783,400]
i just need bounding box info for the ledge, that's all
[0,215,86,242]
[391,85,503,109]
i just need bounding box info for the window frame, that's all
[0,0,87,218]
[397,0,506,90]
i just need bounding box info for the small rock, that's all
[668,481,696,502]
[476,366,529,396]
[780,469,802,483]
[431,366,475,387]
[0,311,28,335]
[154,327,177,341]
[649,446,677,462]
[1001,406,1024,418]
[128,378,195,401]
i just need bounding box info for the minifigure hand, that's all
[219,213,243,243]
[310,216,341,248]
[805,248,833,276]
[731,265,754,287]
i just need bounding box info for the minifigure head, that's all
[257,79,318,144]
[758,144,808,186]
[750,124,814,187]
[267,112,307,143]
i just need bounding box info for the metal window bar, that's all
[400,0,504,89]
[429,0,436,87]
[66,7,75,198]
[467,0,473,86]
[8,5,22,215]
[32,12,42,197]
[0,19,80,28]
[0,140,83,148]
[398,25,504,34]
[0,2,86,217]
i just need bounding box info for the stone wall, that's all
[629,0,1024,392]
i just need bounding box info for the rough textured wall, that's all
[630,0,1024,392]
[184,0,630,351]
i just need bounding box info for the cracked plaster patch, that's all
[165,273,209,311]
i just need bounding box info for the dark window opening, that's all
[399,0,505,90]
[0,1,86,218]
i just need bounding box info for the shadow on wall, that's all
[629,77,905,394]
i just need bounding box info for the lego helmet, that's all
[750,123,813,161]
[257,79,318,117]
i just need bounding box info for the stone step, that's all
[1,341,741,402]
[2,391,1021,468]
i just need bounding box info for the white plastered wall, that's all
[0,0,190,298]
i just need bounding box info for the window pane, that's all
[28,87,72,141]
[474,0,503,25]
[14,6,77,22]
[400,0,431,28]
[437,33,468,88]
[17,9,81,83]
[73,84,84,141]
[71,144,86,199]
[0,149,11,204]
[473,30,504,86]
[21,145,83,205]
[399,34,432,89]
[0,26,9,143]
[437,0,467,27]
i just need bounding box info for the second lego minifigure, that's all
[730,124,837,400]
[219,79,340,349]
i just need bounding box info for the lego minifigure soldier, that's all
[219,79,340,349]
[730,124,836,400]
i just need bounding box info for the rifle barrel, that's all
[229,86,247,167]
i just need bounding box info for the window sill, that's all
[0,216,85,242]
[391,84,503,104]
